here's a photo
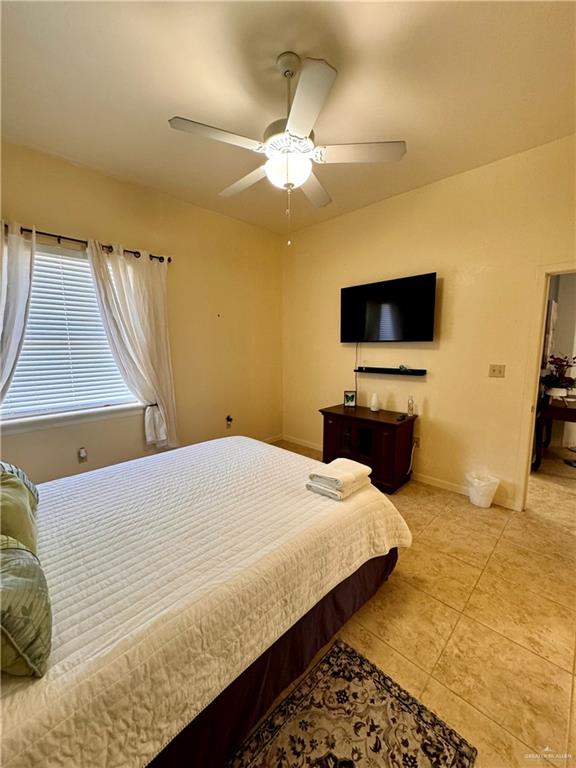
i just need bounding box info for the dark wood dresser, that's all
[319,404,417,493]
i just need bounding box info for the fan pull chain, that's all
[286,187,292,246]
[283,61,296,246]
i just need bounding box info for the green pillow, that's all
[1,535,52,677]
[0,471,38,555]
[0,461,39,506]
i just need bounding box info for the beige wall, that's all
[3,137,574,505]
[1,141,283,482]
[282,136,575,509]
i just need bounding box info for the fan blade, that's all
[286,58,337,139]
[317,141,406,164]
[301,173,332,208]
[169,117,263,153]
[219,166,267,197]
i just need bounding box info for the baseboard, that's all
[413,471,515,510]
[263,434,283,444]
[271,438,517,508]
[412,472,468,497]
[281,435,323,452]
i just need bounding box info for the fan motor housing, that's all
[263,119,315,157]
[263,119,288,143]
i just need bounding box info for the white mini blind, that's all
[2,244,138,419]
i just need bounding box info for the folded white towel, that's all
[306,476,371,501]
[309,457,372,491]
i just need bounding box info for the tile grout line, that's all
[397,492,575,672]
[387,482,575,764]
[426,504,516,682]
[409,503,448,539]
[426,666,559,766]
[362,567,562,760]
[532,449,576,764]
[396,474,575,763]
[480,538,576,611]
[391,496,502,713]
[357,601,560,764]
[352,618,432,699]
[399,538,575,614]
[353,616,432,679]
[392,574,575,675]
[393,572,469,613]
[429,505,572,763]
[349,615,557,763]
[401,500,576,672]
[417,491,576,569]
[410,533,576,610]
[397,493,482,686]
[412,502,514,560]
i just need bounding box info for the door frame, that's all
[517,260,576,511]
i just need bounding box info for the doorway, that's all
[527,269,576,506]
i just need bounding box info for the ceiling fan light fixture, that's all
[169,51,406,209]
[264,153,312,190]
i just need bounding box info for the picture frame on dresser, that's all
[343,390,357,407]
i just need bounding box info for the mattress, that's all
[1,436,412,768]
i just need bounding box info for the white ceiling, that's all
[2,2,574,233]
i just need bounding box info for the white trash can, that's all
[466,472,499,508]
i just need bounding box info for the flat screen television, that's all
[340,272,436,342]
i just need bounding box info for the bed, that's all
[1,436,411,768]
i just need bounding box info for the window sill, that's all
[1,403,144,435]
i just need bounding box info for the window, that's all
[2,244,138,420]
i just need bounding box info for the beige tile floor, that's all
[273,440,576,767]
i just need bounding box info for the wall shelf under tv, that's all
[354,366,427,377]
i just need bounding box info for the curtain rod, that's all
[16,226,172,264]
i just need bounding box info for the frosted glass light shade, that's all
[265,153,312,190]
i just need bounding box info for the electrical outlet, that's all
[78,446,88,463]
[488,364,506,378]
[413,437,421,448]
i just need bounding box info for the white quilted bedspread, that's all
[1,437,411,768]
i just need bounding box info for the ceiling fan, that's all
[169,51,406,208]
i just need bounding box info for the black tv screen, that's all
[341,273,436,342]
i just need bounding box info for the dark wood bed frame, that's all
[148,549,398,767]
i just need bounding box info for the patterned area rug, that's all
[229,640,477,768]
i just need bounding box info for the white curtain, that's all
[88,242,179,447]
[0,223,35,402]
